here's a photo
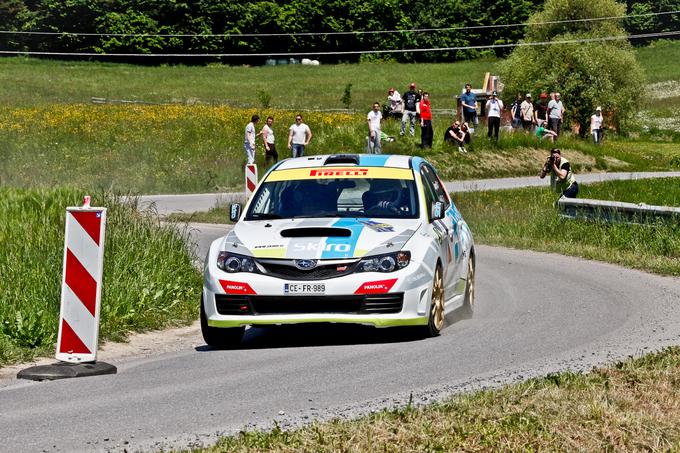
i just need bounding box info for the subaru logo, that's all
[294,259,318,270]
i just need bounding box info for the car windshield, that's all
[246,175,419,220]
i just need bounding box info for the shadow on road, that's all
[195,305,472,352]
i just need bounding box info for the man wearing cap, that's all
[387,88,402,120]
[548,92,565,136]
[520,93,534,131]
[590,106,604,145]
[460,83,478,127]
[540,147,578,198]
[485,91,503,141]
[401,82,420,136]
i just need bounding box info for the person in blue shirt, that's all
[460,83,478,128]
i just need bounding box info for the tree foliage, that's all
[499,0,645,133]
[0,0,541,63]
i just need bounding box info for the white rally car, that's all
[201,154,475,346]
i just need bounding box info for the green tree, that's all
[499,0,645,133]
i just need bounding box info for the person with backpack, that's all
[510,94,523,129]
[401,82,420,137]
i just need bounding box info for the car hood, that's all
[222,218,421,259]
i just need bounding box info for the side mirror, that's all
[431,201,445,221]
[229,203,242,222]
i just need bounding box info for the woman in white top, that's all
[590,106,604,145]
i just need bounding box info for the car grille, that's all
[257,260,358,280]
[214,294,403,315]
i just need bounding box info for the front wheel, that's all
[462,252,475,315]
[200,296,245,348]
[421,264,445,338]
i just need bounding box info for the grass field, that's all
[1,103,678,194]
[0,188,201,366]
[1,41,679,194]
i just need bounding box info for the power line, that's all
[0,10,677,38]
[0,30,677,58]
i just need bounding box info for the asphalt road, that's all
[2,173,679,452]
[1,239,679,452]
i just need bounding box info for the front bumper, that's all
[203,263,434,328]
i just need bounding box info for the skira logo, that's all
[309,168,369,177]
[293,242,351,253]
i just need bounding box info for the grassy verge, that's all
[194,347,680,451]
[453,178,680,276]
[0,188,201,366]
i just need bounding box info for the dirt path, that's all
[0,321,202,382]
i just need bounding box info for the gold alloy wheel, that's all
[465,256,475,309]
[431,266,445,331]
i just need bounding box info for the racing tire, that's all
[200,296,245,348]
[422,264,445,338]
[462,251,476,315]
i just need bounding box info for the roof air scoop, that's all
[324,154,360,166]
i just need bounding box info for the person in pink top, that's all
[419,92,433,148]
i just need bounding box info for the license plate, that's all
[284,283,325,295]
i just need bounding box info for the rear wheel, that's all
[422,264,445,337]
[462,252,475,315]
[200,296,245,348]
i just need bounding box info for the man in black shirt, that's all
[400,82,421,137]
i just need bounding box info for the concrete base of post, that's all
[17,361,117,381]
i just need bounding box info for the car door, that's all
[419,163,458,297]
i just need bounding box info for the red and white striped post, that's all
[245,163,258,199]
[55,195,107,363]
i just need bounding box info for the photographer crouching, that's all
[540,148,579,198]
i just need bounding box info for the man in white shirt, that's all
[367,102,383,154]
[244,114,259,165]
[548,92,565,137]
[590,106,604,145]
[485,91,503,141]
[287,114,313,158]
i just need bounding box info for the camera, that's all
[546,155,555,165]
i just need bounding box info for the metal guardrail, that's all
[557,198,680,224]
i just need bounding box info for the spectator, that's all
[590,106,604,145]
[444,120,466,152]
[287,114,312,158]
[534,92,549,128]
[419,92,433,148]
[461,122,472,146]
[460,83,478,129]
[260,116,277,166]
[416,89,424,119]
[387,88,403,120]
[520,93,534,131]
[401,82,420,136]
[540,147,579,198]
[510,94,523,129]
[244,114,259,165]
[367,102,383,154]
[548,92,565,136]
[485,91,503,141]
[535,123,558,142]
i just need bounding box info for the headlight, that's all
[356,251,410,273]
[217,252,258,273]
